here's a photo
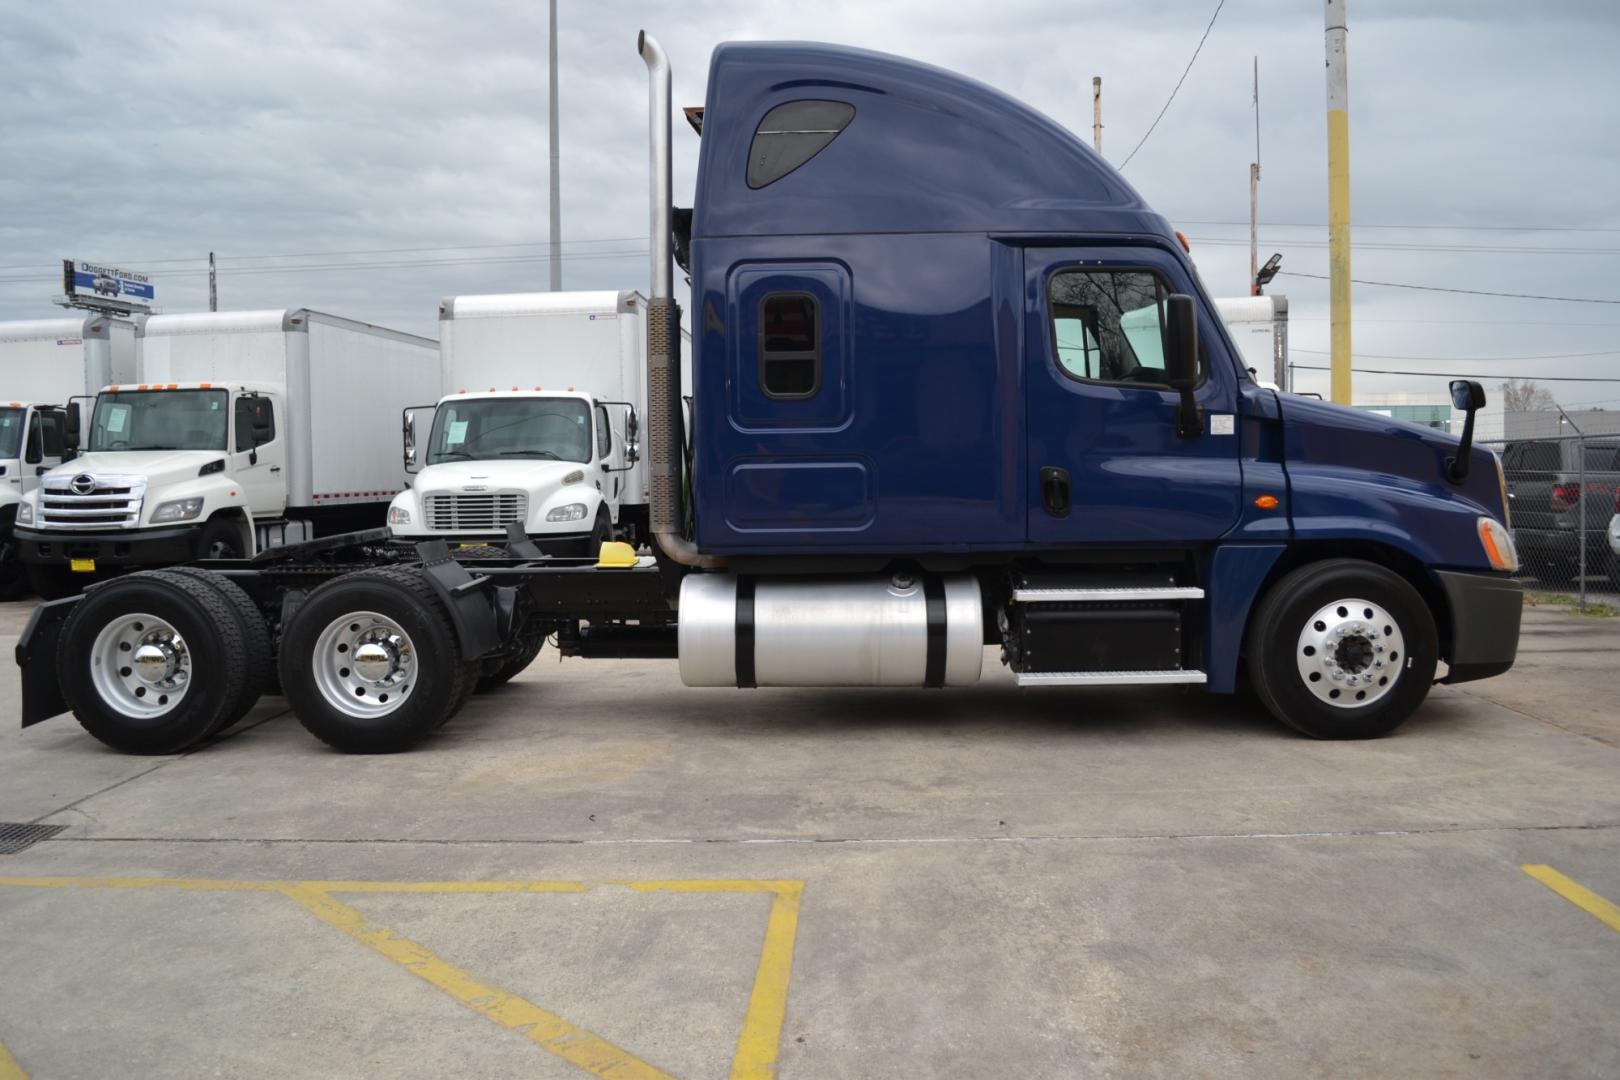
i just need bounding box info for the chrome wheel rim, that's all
[90,612,192,720]
[1296,597,1406,709]
[312,610,416,719]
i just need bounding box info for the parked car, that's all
[1501,437,1620,584]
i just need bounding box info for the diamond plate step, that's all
[1011,586,1205,603]
[1014,669,1208,687]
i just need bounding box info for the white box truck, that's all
[0,315,137,596]
[386,291,655,554]
[1213,295,1289,390]
[15,309,438,596]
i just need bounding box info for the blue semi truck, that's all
[15,35,1522,754]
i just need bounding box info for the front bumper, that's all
[394,530,595,556]
[1435,569,1521,684]
[15,524,203,567]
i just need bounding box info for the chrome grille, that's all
[39,474,147,529]
[423,492,527,531]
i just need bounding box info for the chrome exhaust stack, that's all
[638,31,724,569]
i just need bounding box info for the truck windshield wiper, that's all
[434,450,475,460]
[496,450,562,459]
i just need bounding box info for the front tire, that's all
[198,516,247,560]
[1245,558,1438,739]
[279,566,478,752]
[58,570,250,753]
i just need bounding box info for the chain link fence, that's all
[1478,413,1620,611]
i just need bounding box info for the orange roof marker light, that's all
[1174,230,1191,253]
[199,382,211,389]
[1253,494,1279,510]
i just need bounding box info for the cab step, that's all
[1013,669,1208,687]
[1012,586,1205,603]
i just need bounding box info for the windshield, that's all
[427,397,593,465]
[89,390,230,452]
[0,408,23,459]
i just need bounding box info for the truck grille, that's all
[423,492,527,531]
[38,474,147,529]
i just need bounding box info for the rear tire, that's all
[27,563,84,601]
[57,570,249,754]
[162,567,273,734]
[1245,558,1437,739]
[279,565,478,752]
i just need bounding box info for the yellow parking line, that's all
[1522,865,1620,935]
[282,885,676,1079]
[729,883,804,1080]
[0,875,806,1079]
[0,1038,27,1080]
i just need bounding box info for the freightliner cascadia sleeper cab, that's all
[15,36,1521,754]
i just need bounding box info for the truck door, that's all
[23,408,66,494]
[1024,247,1244,544]
[593,402,621,520]
[231,394,286,517]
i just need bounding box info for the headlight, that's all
[1477,516,1520,573]
[387,505,412,526]
[16,500,32,525]
[151,497,204,523]
[546,502,588,522]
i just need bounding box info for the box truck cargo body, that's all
[0,315,137,595]
[14,309,437,595]
[1213,296,1288,390]
[387,291,652,552]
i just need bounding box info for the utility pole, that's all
[1324,0,1352,404]
[1091,77,1103,153]
[547,0,562,291]
[208,251,217,312]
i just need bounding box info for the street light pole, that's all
[548,0,562,291]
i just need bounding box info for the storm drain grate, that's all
[0,822,67,855]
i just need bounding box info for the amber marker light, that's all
[1254,494,1279,510]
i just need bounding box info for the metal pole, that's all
[1250,57,1260,296]
[1092,77,1102,153]
[547,0,562,291]
[1324,0,1352,404]
[208,252,217,312]
[1556,404,1588,609]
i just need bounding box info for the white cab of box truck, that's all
[0,315,138,596]
[1213,295,1289,391]
[386,291,652,554]
[15,309,438,597]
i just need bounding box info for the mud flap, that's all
[416,540,503,661]
[15,597,78,727]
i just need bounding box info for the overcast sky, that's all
[4,0,1619,416]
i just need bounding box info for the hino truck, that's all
[17,35,1522,755]
[14,309,438,597]
[386,291,648,555]
[0,315,138,597]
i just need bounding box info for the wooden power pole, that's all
[1092,77,1103,153]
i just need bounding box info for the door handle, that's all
[269,466,281,473]
[1040,466,1071,518]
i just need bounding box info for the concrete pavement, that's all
[0,599,1616,1078]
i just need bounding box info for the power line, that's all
[0,235,650,274]
[1189,235,1620,257]
[0,249,649,285]
[1277,271,1620,305]
[1176,219,1620,234]
[1289,364,1620,383]
[1291,347,1620,362]
[1118,0,1226,170]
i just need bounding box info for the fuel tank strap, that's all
[923,574,947,689]
[735,576,757,688]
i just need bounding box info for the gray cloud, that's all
[2,0,1618,408]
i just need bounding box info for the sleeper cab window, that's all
[747,100,855,189]
[760,293,820,399]
[1049,268,1203,387]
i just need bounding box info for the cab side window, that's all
[760,293,820,398]
[38,411,63,459]
[235,397,275,453]
[1048,269,1203,387]
[595,405,612,459]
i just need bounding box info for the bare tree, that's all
[1499,379,1556,412]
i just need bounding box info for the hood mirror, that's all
[1446,379,1486,483]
